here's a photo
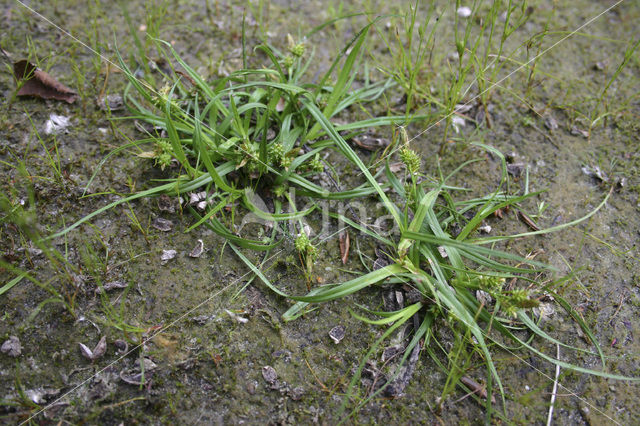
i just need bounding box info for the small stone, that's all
[593,60,607,71]
[189,239,205,258]
[1,336,22,357]
[290,386,305,401]
[97,94,124,111]
[157,195,176,213]
[507,163,526,177]
[114,339,128,354]
[544,115,558,130]
[161,249,177,264]
[329,325,346,344]
[246,380,257,395]
[570,126,589,138]
[262,365,278,385]
[96,280,128,293]
[152,217,173,232]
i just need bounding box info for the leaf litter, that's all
[13,60,78,103]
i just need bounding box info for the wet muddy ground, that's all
[1,0,639,424]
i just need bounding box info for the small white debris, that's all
[437,246,448,258]
[570,126,589,138]
[451,116,466,133]
[478,224,492,234]
[44,114,70,135]
[189,191,207,205]
[25,388,60,404]
[78,336,107,361]
[161,249,177,264]
[97,94,124,111]
[142,357,158,371]
[454,103,473,113]
[533,302,555,322]
[96,280,128,294]
[457,6,472,18]
[225,309,248,323]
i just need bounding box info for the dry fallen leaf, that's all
[339,230,350,265]
[13,60,78,103]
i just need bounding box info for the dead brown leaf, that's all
[13,60,78,104]
[339,230,350,265]
[517,210,540,231]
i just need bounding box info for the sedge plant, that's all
[39,16,637,421]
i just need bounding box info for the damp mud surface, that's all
[1,1,639,424]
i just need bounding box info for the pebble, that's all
[262,365,278,385]
[152,217,173,232]
[328,325,346,344]
[1,336,22,357]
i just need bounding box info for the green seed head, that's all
[287,33,306,57]
[290,43,305,57]
[400,147,421,175]
[283,55,294,68]
[281,156,292,169]
[295,233,309,253]
[309,153,324,173]
[274,185,287,198]
[156,152,172,170]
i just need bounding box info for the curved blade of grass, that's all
[495,315,638,381]
[551,291,605,366]
[192,96,240,194]
[0,271,28,296]
[474,188,613,244]
[282,263,405,320]
[301,98,403,228]
[327,211,394,246]
[404,230,552,271]
[243,189,316,221]
[337,301,420,422]
[350,302,422,325]
[192,208,278,251]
